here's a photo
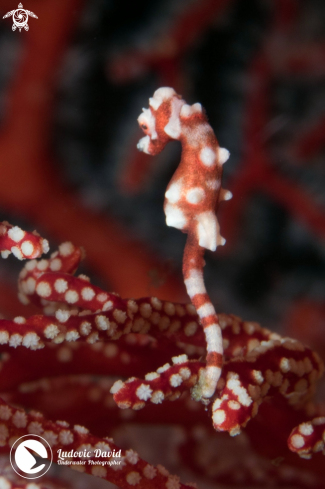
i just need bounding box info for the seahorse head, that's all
[137,87,185,155]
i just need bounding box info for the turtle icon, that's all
[3,3,38,32]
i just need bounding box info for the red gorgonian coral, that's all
[0,89,324,489]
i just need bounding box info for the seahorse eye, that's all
[141,124,148,130]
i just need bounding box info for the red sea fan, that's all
[0,2,324,486]
[0,221,324,488]
[0,90,324,489]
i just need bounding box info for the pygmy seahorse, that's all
[137,87,231,400]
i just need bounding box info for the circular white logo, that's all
[10,435,52,479]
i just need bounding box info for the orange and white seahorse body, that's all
[137,87,231,400]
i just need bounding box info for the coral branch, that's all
[0,221,48,260]
[18,242,83,307]
[212,339,323,436]
[6,376,207,434]
[289,417,325,459]
[0,398,193,489]
[112,355,202,410]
